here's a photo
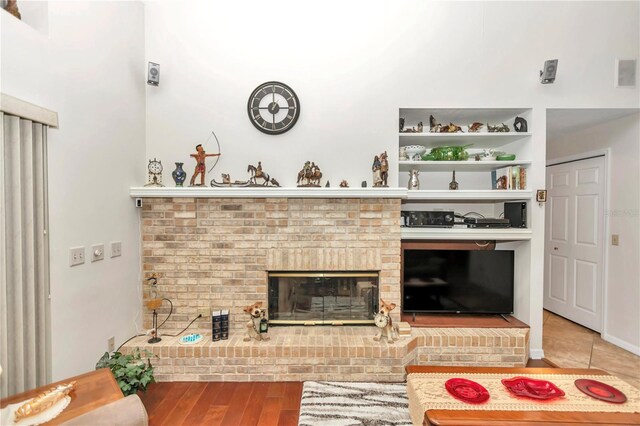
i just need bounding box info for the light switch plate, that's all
[612,234,620,246]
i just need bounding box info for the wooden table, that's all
[406,365,640,425]
[1,368,123,425]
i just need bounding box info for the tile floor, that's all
[543,310,640,390]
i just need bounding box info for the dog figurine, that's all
[243,301,270,342]
[373,298,398,342]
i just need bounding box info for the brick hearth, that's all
[122,326,529,382]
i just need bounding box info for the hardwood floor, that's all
[139,381,302,426]
[141,360,549,426]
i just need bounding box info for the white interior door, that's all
[544,156,605,331]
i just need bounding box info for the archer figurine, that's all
[189,144,220,186]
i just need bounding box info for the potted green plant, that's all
[96,348,157,396]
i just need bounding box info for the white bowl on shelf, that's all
[404,145,426,161]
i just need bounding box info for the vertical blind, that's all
[0,112,51,396]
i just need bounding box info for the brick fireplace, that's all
[126,195,529,382]
[141,197,402,333]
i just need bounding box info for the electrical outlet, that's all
[108,336,115,352]
[612,234,620,246]
[111,241,122,258]
[69,247,85,267]
[91,244,105,262]
[198,308,211,318]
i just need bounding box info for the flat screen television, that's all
[403,249,514,314]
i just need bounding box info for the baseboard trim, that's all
[529,348,545,359]
[601,333,640,356]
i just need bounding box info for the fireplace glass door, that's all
[268,272,379,325]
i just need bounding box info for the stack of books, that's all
[491,166,527,190]
[396,322,412,338]
[220,309,229,340]
[212,310,221,341]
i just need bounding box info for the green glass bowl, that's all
[496,154,516,161]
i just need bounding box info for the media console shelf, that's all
[401,227,532,241]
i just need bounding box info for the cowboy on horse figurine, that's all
[247,161,280,187]
[296,161,322,187]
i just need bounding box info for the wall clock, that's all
[247,81,300,135]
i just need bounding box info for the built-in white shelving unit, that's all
[398,107,533,236]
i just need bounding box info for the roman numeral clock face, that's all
[247,81,300,135]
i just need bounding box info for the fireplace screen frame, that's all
[267,272,380,325]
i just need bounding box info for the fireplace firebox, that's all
[267,272,379,325]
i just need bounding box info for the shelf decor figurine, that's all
[429,115,441,133]
[408,169,420,190]
[145,158,164,187]
[417,121,424,133]
[449,171,459,190]
[468,122,484,133]
[513,116,528,132]
[340,180,349,188]
[488,123,510,133]
[211,173,250,187]
[171,162,187,186]
[439,122,464,133]
[399,117,405,132]
[189,144,221,186]
[399,146,408,161]
[247,161,280,187]
[296,161,322,187]
[372,151,389,187]
[380,151,389,186]
[372,155,382,186]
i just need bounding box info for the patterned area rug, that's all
[298,381,412,426]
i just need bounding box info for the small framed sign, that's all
[536,190,547,203]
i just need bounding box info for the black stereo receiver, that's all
[463,217,511,228]
[402,211,455,228]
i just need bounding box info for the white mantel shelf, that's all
[402,227,533,241]
[129,186,408,199]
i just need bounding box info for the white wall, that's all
[145,0,639,357]
[1,2,146,380]
[548,113,640,354]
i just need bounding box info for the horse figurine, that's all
[247,162,269,185]
[247,162,280,187]
[296,161,322,187]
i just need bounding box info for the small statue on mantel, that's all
[380,151,389,187]
[372,151,389,187]
[296,161,322,187]
[372,155,382,186]
[189,144,220,186]
[247,161,280,187]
